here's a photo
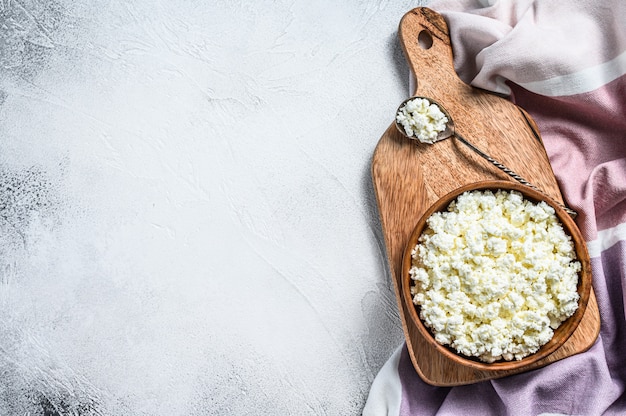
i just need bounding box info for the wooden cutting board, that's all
[371,7,601,386]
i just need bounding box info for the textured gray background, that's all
[0,1,427,414]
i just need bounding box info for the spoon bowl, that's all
[394,96,455,143]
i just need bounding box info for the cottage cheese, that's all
[396,98,448,143]
[410,189,581,363]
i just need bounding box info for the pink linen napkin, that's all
[364,1,626,415]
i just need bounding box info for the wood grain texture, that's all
[371,7,601,386]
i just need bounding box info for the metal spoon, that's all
[395,96,577,218]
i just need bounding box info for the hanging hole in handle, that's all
[418,29,433,49]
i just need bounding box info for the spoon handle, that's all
[454,133,578,218]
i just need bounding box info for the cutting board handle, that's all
[399,8,471,98]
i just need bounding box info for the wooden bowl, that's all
[401,180,592,371]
